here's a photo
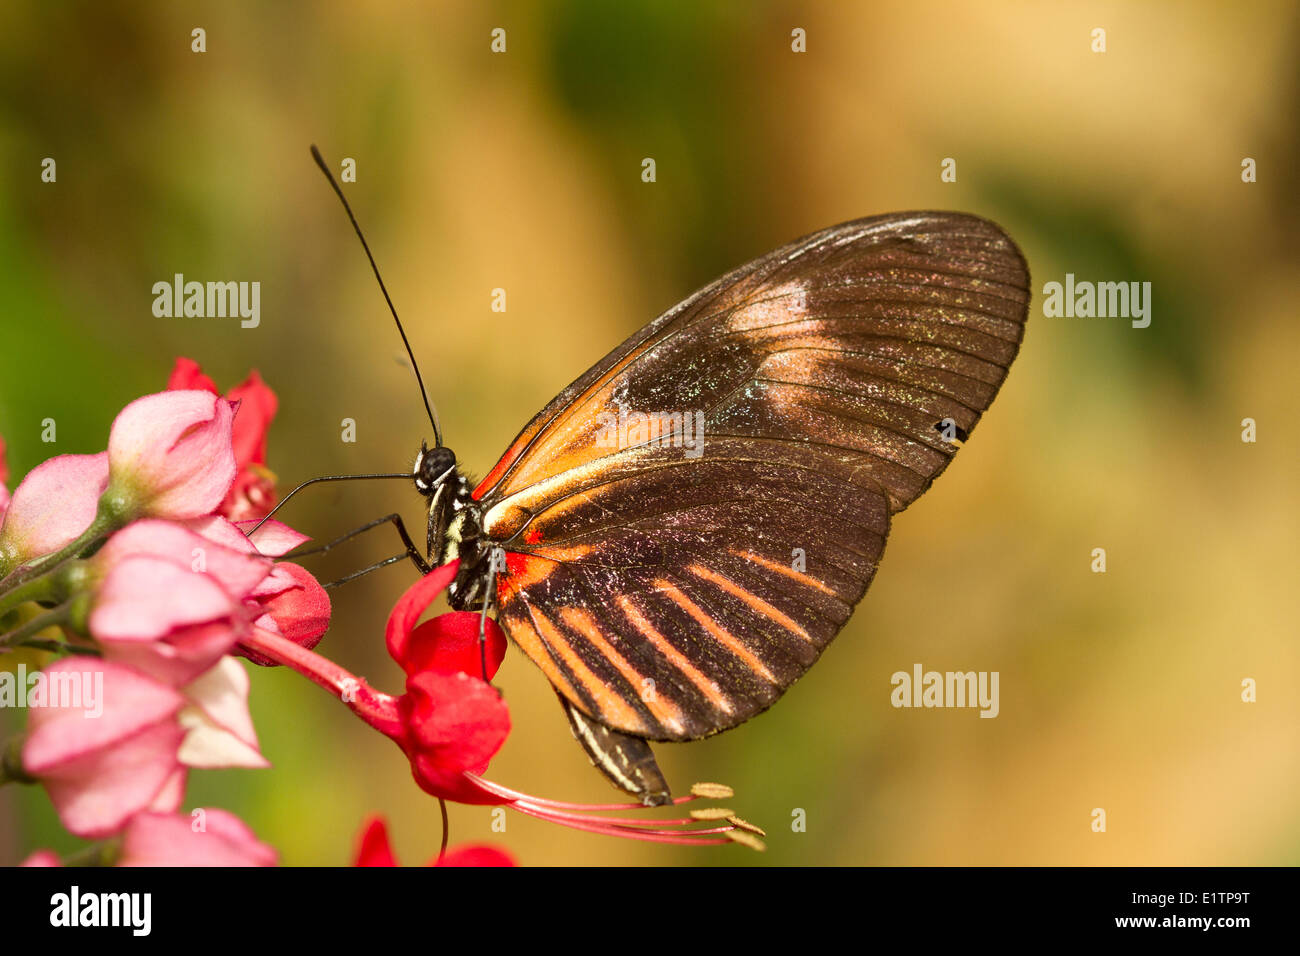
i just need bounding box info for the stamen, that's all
[466,773,764,849]
[726,829,767,852]
[690,782,734,799]
[688,807,735,821]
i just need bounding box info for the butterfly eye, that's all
[416,445,457,491]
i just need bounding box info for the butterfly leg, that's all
[285,512,431,576]
[476,551,500,684]
[559,695,672,807]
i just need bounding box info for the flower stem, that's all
[62,840,120,867]
[237,627,403,736]
[1,735,34,785]
[0,602,72,649]
[0,510,116,601]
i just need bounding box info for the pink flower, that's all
[103,390,236,521]
[118,808,277,866]
[20,655,267,839]
[0,452,109,573]
[22,659,187,838]
[352,815,515,867]
[244,562,331,666]
[20,850,62,867]
[168,358,279,521]
[89,520,272,685]
[84,515,326,683]
[176,656,269,769]
[186,514,332,667]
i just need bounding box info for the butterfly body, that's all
[412,211,1031,801]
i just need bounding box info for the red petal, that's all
[353,815,399,866]
[226,371,278,468]
[434,844,516,867]
[385,562,459,662]
[259,562,330,646]
[400,671,509,796]
[403,612,507,681]
[166,357,219,395]
[241,563,331,667]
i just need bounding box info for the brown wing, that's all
[475,212,1030,741]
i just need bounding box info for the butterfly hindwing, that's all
[475,212,1030,741]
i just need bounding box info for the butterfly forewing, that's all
[474,212,1030,741]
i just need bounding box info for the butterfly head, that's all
[413,442,457,496]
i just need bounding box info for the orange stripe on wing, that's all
[559,607,686,737]
[530,606,650,735]
[616,595,735,717]
[656,579,777,684]
[688,563,813,642]
[474,339,658,500]
[501,610,583,706]
[731,549,838,597]
[532,543,595,563]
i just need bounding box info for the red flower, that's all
[384,563,511,803]
[239,563,763,849]
[167,358,278,521]
[353,815,515,867]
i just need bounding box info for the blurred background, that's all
[1,0,1297,866]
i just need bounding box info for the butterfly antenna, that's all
[310,144,443,447]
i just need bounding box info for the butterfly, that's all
[403,210,1031,804]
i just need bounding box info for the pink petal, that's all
[248,563,301,599]
[0,452,109,566]
[0,434,10,520]
[91,555,238,641]
[98,519,270,600]
[21,850,62,867]
[40,721,186,838]
[119,809,277,866]
[107,390,236,519]
[177,657,268,768]
[187,514,255,552]
[100,619,243,687]
[23,659,184,772]
[149,767,188,813]
[233,518,309,556]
